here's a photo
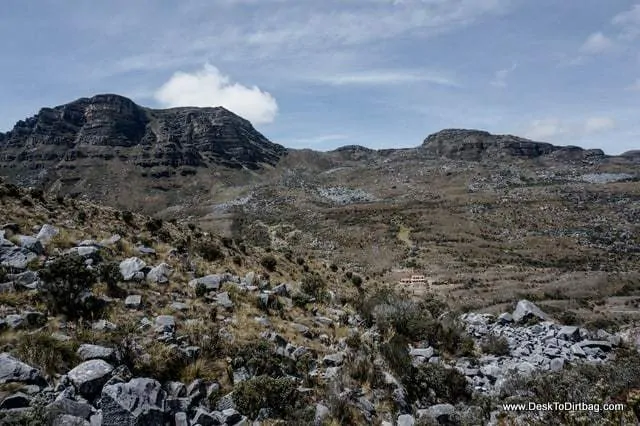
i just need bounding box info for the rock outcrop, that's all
[422,129,605,161]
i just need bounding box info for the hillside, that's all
[1,172,640,425]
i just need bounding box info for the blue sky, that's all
[0,0,639,154]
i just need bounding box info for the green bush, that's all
[351,275,363,287]
[97,261,124,297]
[260,255,277,272]
[145,218,163,233]
[404,363,471,405]
[197,240,225,262]
[39,253,99,319]
[121,211,134,225]
[234,376,300,419]
[300,273,326,299]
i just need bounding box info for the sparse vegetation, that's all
[38,253,100,320]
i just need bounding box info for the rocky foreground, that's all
[1,182,640,425]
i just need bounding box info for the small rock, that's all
[119,257,146,281]
[146,263,171,284]
[549,358,564,372]
[154,315,176,333]
[124,295,142,309]
[77,344,117,362]
[216,292,234,309]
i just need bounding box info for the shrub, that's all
[260,255,277,272]
[351,275,363,287]
[145,218,163,233]
[296,257,305,266]
[97,261,125,298]
[300,273,326,299]
[404,363,471,405]
[480,335,510,356]
[559,310,578,326]
[121,211,134,225]
[39,254,98,319]
[381,334,412,377]
[234,376,300,419]
[330,263,338,272]
[0,266,6,283]
[76,210,87,224]
[233,341,288,378]
[197,240,225,262]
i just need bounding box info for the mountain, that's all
[421,129,606,161]
[0,94,286,211]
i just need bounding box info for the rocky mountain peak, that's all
[422,128,605,161]
[0,94,287,198]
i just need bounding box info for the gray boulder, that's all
[315,403,330,425]
[46,398,94,420]
[188,274,224,292]
[0,353,46,386]
[36,224,59,244]
[7,270,39,290]
[146,263,171,284]
[154,315,176,333]
[67,360,114,398]
[51,414,91,426]
[77,344,117,362]
[101,378,165,426]
[0,246,37,270]
[119,258,146,281]
[419,404,456,423]
[323,352,345,367]
[512,300,551,323]
[17,235,44,255]
[397,414,416,426]
[216,292,234,309]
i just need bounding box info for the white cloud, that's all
[612,4,640,40]
[490,63,517,88]
[580,32,615,54]
[524,116,616,141]
[311,70,459,87]
[154,64,278,124]
[584,117,615,133]
[525,119,565,140]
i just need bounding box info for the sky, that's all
[0,0,639,154]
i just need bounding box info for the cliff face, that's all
[0,94,286,181]
[421,129,605,161]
